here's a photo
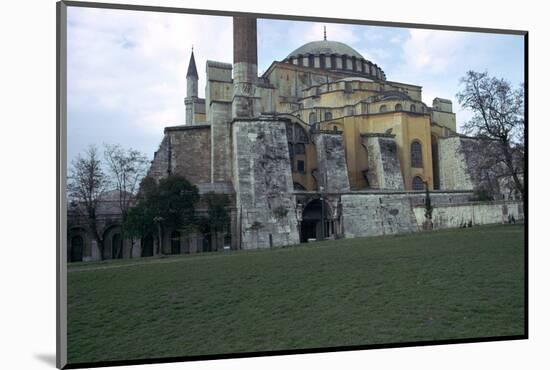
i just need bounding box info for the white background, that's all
[0,0,547,369]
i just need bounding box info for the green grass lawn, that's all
[67,224,525,364]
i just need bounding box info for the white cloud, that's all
[67,7,232,149]
[358,47,390,63]
[389,35,403,44]
[400,28,468,74]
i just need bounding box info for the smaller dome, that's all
[282,39,386,81]
[287,40,364,59]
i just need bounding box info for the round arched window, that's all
[411,141,423,168]
[412,176,425,190]
[309,112,316,124]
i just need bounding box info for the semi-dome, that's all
[286,40,364,59]
[282,39,386,81]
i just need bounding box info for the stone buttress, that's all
[232,118,300,248]
[312,131,350,192]
[361,133,405,190]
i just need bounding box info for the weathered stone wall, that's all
[341,193,418,238]
[340,191,476,238]
[148,125,211,185]
[438,136,474,190]
[361,134,404,190]
[210,102,232,182]
[313,132,350,192]
[205,60,233,183]
[413,200,524,229]
[232,118,300,249]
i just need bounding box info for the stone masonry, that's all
[361,133,404,190]
[206,61,233,183]
[147,125,211,184]
[438,136,474,190]
[232,118,300,249]
[313,132,351,192]
[341,193,419,238]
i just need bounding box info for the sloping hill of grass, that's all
[67,224,525,364]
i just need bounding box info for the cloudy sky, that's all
[67,7,524,164]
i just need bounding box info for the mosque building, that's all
[67,17,523,261]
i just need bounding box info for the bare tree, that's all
[456,71,525,200]
[103,144,149,257]
[67,145,108,259]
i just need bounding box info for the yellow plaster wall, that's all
[320,112,435,190]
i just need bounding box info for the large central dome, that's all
[281,39,386,81]
[286,40,364,59]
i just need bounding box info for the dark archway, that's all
[112,233,123,259]
[171,231,181,255]
[300,199,332,242]
[70,235,83,262]
[412,176,425,190]
[142,235,154,257]
[202,234,212,252]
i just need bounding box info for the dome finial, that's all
[323,26,327,40]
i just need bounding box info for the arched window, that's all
[295,143,306,154]
[325,111,332,120]
[412,176,425,190]
[70,235,83,262]
[112,233,123,259]
[379,105,387,113]
[308,54,315,67]
[309,112,316,124]
[320,55,326,69]
[344,82,353,93]
[142,235,154,257]
[395,103,403,111]
[410,104,416,112]
[411,141,423,168]
[331,55,337,69]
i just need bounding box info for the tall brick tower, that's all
[232,17,258,118]
[231,16,300,249]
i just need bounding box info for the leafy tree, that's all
[67,145,109,259]
[203,192,230,247]
[456,71,525,201]
[123,202,156,257]
[156,175,199,230]
[124,175,199,255]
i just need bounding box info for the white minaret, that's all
[185,48,198,125]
